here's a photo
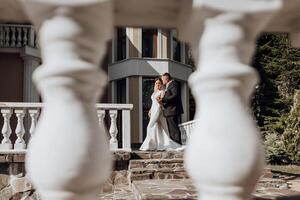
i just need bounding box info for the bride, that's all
[140,77,181,151]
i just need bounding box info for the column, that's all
[182,1,282,200]
[22,1,114,199]
[22,55,41,102]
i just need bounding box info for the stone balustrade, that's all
[179,120,196,145]
[0,102,133,152]
[0,24,38,48]
[0,0,300,200]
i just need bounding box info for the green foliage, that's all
[252,33,300,164]
[283,91,300,164]
[264,133,290,164]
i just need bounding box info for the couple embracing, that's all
[140,73,184,151]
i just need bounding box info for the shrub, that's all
[264,133,290,164]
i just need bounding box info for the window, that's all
[142,29,157,58]
[116,79,126,103]
[117,28,126,61]
[142,77,155,139]
[173,36,181,62]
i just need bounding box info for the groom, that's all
[157,73,183,145]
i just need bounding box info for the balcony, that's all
[0,102,133,153]
[108,58,193,81]
[0,24,40,59]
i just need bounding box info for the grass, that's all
[267,165,300,175]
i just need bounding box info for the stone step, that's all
[129,167,189,182]
[131,150,184,160]
[132,179,197,200]
[129,159,184,170]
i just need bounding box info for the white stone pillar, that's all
[28,109,39,136]
[0,109,12,150]
[97,109,106,127]
[122,109,131,150]
[22,1,113,199]
[109,110,118,149]
[14,109,26,149]
[183,1,282,200]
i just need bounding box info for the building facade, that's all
[0,24,195,147]
[106,28,194,147]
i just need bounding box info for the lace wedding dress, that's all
[140,90,181,151]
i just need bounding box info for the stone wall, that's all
[0,154,38,200]
[0,150,132,200]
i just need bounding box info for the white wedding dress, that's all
[140,90,181,151]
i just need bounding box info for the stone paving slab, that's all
[99,175,300,200]
[129,167,188,182]
[98,185,135,200]
[131,151,183,160]
[129,159,184,170]
[132,179,197,200]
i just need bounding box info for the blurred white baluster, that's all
[23,27,28,46]
[183,1,282,200]
[11,27,16,47]
[97,109,106,126]
[16,27,22,47]
[4,26,9,46]
[109,110,118,149]
[22,1,113,199]
[14,109,26,149]
[0,26,4,46]
[0,109,13,150]
[29,109,39,136]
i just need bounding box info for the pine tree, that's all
[283,90,300,164]
[252,33,300,164]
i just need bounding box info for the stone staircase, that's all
[99,150,300,200]
[128,151,192,199]
[99,150,192,200]
[128,154,188,182]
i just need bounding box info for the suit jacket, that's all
[162,81,184,117]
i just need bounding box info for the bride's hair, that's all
[154,77,163,91]
[155,77,163,84]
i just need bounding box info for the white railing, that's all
[0,24,38,48]
[179,120,196,145]
[0,102,133,152]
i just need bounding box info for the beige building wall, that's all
[127,28,141,58]
[127,76,140,144]
[160,29,171,59]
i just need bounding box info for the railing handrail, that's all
[0,102,133,110]
[0,24,34,28]
[179,120,196,127]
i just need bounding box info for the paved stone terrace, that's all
[1,150,299,200]
[98,171,300,200]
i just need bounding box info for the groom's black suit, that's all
[162,80,183,145]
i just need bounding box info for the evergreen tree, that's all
[252,33,300,164]
[283,90,300,164]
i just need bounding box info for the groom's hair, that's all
[162,73,172,80]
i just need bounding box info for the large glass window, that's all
[142,29,157,58]
[117,28,126,61]
[116,79,126,103]
[142,77,155,139]
[172,36,181,62]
